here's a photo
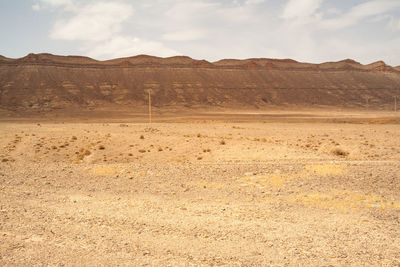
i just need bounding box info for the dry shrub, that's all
[197,133,201,137]
[158,147,163,152]
[138,149,146,153]
[203,148,211,152]
[140,135,144,139]
[98,145,105,150]
[232,126,245,129]
[76,149,91,161]
[219,140,226,145]
[331,148,349,157]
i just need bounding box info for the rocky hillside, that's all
[1,53,400,111]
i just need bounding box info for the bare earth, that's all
[0,110,399,266]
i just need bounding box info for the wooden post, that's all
[395,96,397,112]
[148,90,152,124]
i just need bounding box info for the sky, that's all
[1,0,400,65]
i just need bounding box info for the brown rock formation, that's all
[1,53,400,111]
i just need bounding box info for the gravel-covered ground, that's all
[1,116,399,266]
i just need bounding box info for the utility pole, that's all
[147,89,152,124]
[395,96,398,112]
[365,96,369,109]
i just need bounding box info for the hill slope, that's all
[1,53,400,111]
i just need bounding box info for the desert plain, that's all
[0,109,399,266]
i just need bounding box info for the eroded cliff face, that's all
[1,53,400,111]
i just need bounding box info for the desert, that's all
[2,0,400,265]
[0,107,399,266]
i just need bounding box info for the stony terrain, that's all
[1,53,400,111]
[0,111,399,266]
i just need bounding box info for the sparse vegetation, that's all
[140,135,144,139]
[0,116,399,265]
[76,148,91,161]
[232,126,245,129]
[331,148,349,157]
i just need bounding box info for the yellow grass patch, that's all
[290,190,400,211]
[46,127,66,132]
[239,173,292,190]
[238,164,348,191]
[91,165,126,175]
[89,165,148,177]
[305,164,347,176]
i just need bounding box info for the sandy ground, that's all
[0,111,399,266]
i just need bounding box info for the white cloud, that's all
[33,0,74,11]
[165,1,219,22]
[86,36,179,59]
[162,29,208,41]
[40,0,71,6]
[25,0,400,65]
[321,0,400,30]
[32,3,41,10]
[40,0,179,59]
[50,2,133,41]
[245,0,265,5]
[326,8,341,15]
[282,0,322,19]
[35,0,74,9]
[165,0,253,24]
[388,17,400,31]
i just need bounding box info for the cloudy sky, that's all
[1,0,400,65]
